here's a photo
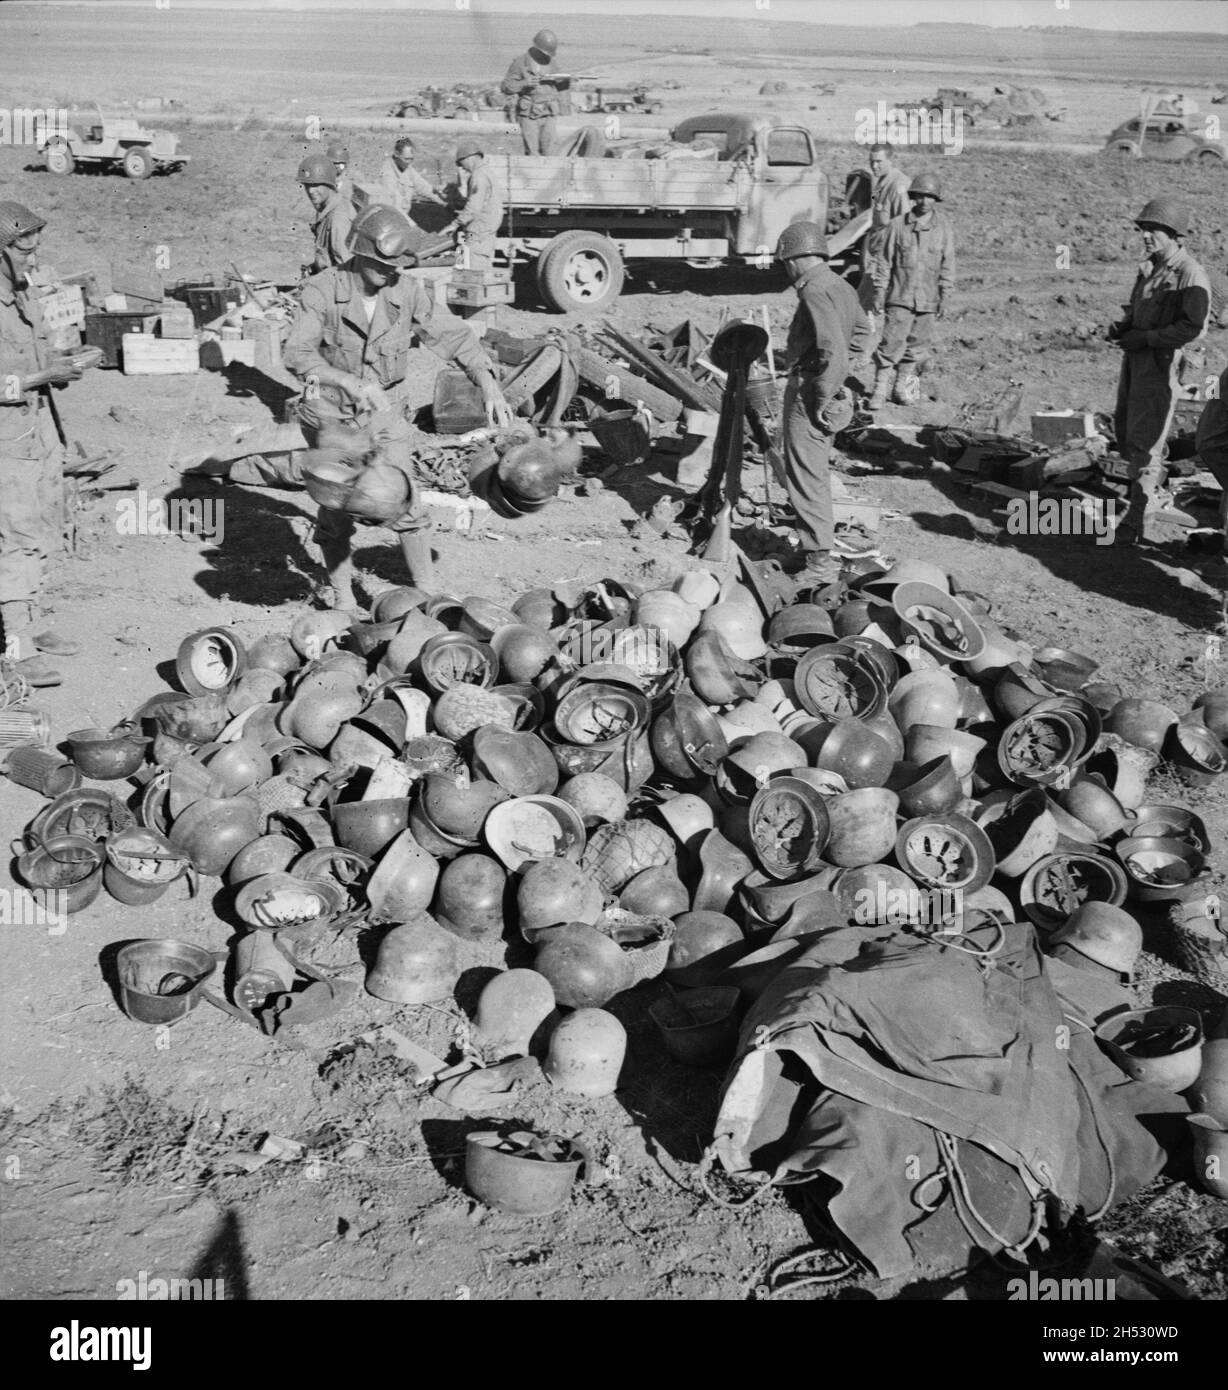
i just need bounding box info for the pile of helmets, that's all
[12,556,1227,1060]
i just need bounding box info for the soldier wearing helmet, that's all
[297,152,354,276]
[439,140,503,270]
[1105,197,1210,545]
[326,139,353,202]
[775,220,864,589]
[278,204,512,603]
[867,171,955,410]
[501,28,566,155]
[0,201,82,686]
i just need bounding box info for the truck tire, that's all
[576,348,683,423]
[539,231,625,312]
[122,146,153,179]
[44,142,74,175]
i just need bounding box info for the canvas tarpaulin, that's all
[711,921,1189,1278]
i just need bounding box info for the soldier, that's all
[868,172,955,410]
[1107,197,1211,544]
[0,201,81,687]
[297,153,354,276]
[282,206,512,603]
[775,221,862,588]
[327,140,353,203]
[441,139,503,271]
[501,28,564,156]
[378,137,447,219]
[849,143,911,367]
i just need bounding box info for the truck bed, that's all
[496,154,749,212]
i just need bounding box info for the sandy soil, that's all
[0,7,1226,1303]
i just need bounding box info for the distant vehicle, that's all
[389,85,502,119]
[581,85,663,115]
[1103,115,1225,165]
[40,115,188,179]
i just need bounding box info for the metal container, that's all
[115,939,218,1026]
[4,745,81,797]
[0,709,52,754]
[465,1130,584,1215]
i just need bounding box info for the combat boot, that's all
[867,368,894,411]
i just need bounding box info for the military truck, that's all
[41,115,188,179]
[492,113,867,312]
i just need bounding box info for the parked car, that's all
[40,116,187,179]
[1103,115,1225,165]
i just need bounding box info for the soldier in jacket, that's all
[297,153,354,276]
[868,172,955,410]
[1107,197,1210,544]
[198,208,510,604]
[850,143,912,367]
[501,29,564,156]
[440,140,503,270]
[0,202,80,686]
[776,221,862,588]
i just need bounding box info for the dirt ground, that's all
[1,7,1226,1303]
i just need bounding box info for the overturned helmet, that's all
[296,153,338,189]
[776,221,829,261]
[0,201,47,249]
[326,140,350,163]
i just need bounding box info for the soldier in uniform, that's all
[0,201,80,686]
[297,153,354,276]
[868,172,955,410]
[282,206,512,602]
[327,140,353,203]
[501,28,564,156]
[1107,197,1211,544]
[378,138,448,220]
[849,143,911,368]
[441,139,503,271]
[775,221,862,588]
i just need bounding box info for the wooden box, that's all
[121,333,199,375]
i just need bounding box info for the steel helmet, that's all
[455,137,485,163]
[0,201,46,249]
[434,853,508,941]
[908,173,943,200]
[531,28,559,57]
[1049,902,1143,980]
[775,221,829,261]
[1134,197,1190,237]
[347,204,423,267]
[326,140,350,163]
[365,917,459,1004]
[296,153,338,189]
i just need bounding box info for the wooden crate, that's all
[446,271,513,308]
[121,333,199,375]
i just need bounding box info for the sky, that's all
[30,0,1228,31]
